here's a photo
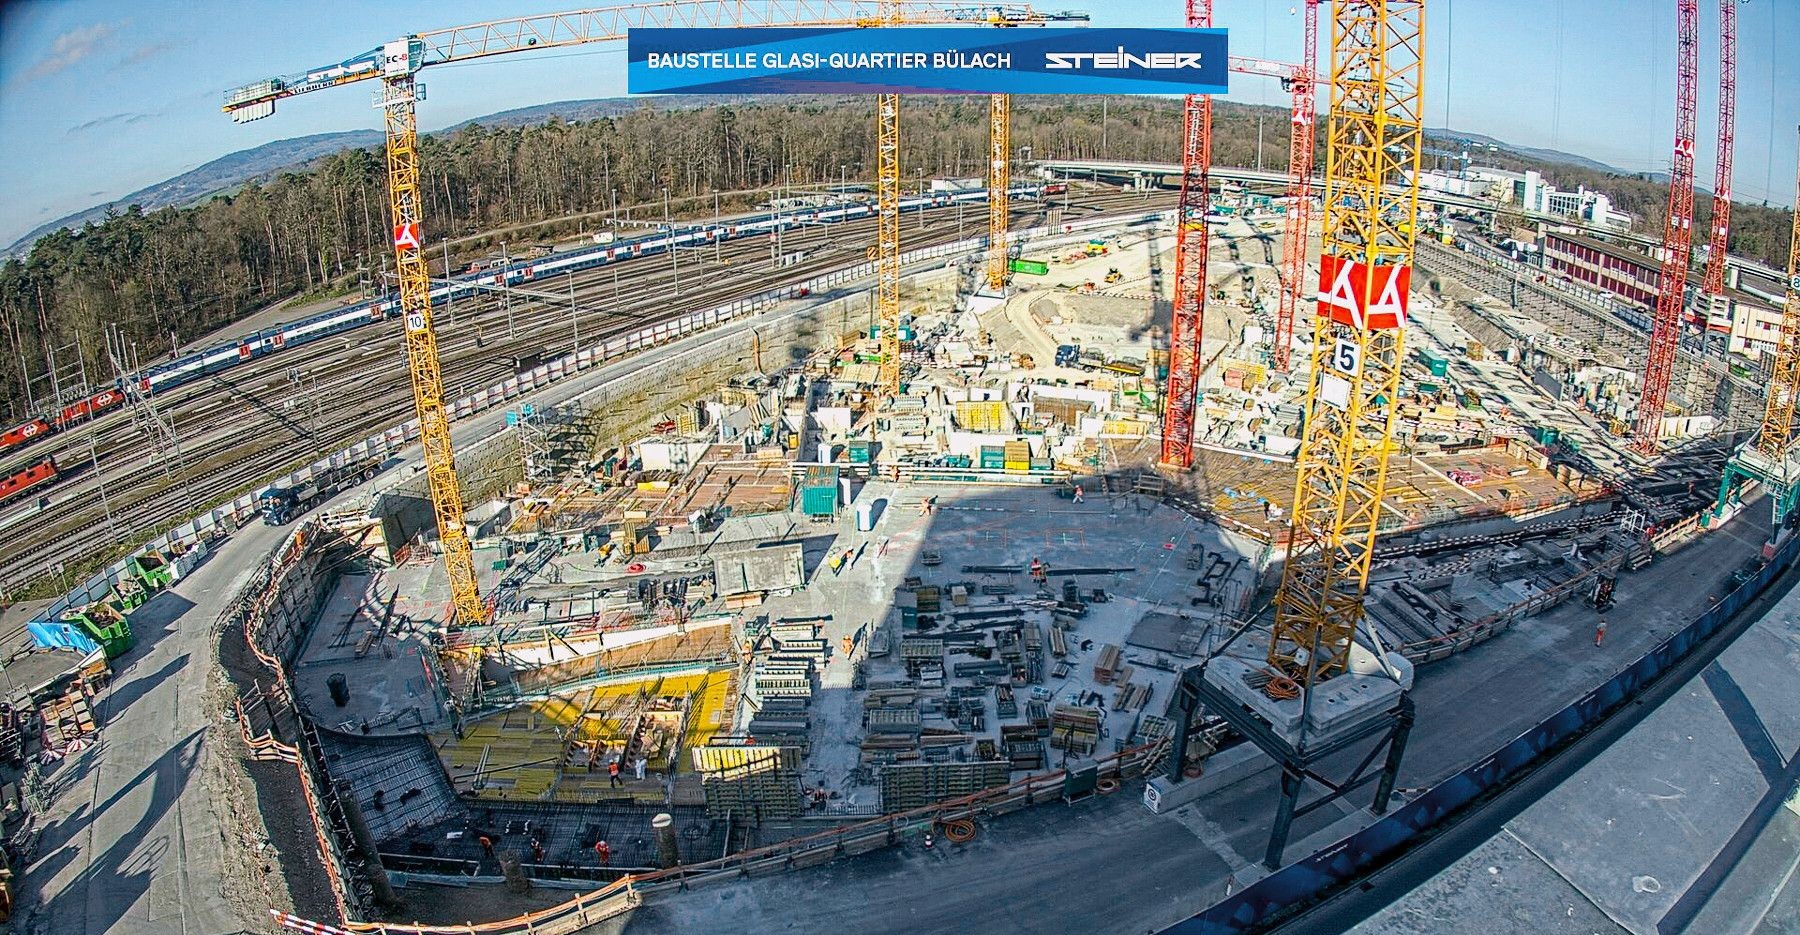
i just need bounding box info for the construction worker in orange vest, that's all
[595,839,612,865]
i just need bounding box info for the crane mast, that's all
[1702,0,1739,297]
[1159,0,1215,470]
[1756,127,1800,460]
[1269,0,1424,681]
[1632,0,1699,455]
[987,93,1012,293]
[874,89,902,394]
[380,65,487,626]
[1273,0,1319,372]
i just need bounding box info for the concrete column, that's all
[499,850,530,893]
[334,780,398,909]
[653,812,682,868]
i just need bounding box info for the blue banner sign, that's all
[628,27,1229,95]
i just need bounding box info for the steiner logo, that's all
[1044,48,1207,70]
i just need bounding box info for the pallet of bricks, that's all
[1092,644,1123,684]
[878,760,1010,811]
[1048,704,1101,757]
[860,688,923,765]
[38,688,96,761]
[692,742,804,820]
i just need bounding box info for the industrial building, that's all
[1409,166,1635,230]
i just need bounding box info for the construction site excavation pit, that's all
[248,233,1271,906]
[251,216,1653,920]
[282,471,1264,893]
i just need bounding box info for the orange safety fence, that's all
[228,521,358,925]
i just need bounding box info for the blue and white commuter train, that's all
[130,185,1059,398]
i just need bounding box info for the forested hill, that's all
[5,130,381,256]
[5,95,745,257]
[0,95,1790,422]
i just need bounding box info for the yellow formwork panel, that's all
[955,400,1007,432]
[434,668,737,795]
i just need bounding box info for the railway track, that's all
[1,190,1175,590]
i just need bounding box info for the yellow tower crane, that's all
[1714,126,1800,525]
[1755,125,1800,461]
[987,93,1012,293]
[222,1,1069,625]
[1269,0,1425,682]
[875,0,905,394]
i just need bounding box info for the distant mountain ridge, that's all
[4,95,744,257]
[9,97,1651,257]
[1424,128,1648,178]
[5,129,383,256]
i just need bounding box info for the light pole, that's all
[916,168,925,230]
[663,186,678,293]
[712,188,721,263]
[443,238,456,326]
[947,162,963,237]
[500,241,514,339]
[569,270,580,354]
[773,165,789,267]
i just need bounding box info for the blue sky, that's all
[0,0,1795,247]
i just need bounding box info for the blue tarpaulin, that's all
[27,619,98,655]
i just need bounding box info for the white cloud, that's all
[27,22,118,81]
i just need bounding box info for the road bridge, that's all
[1039,157,1790,286]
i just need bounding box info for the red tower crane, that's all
[1159,0,1215,469]
[1273,0,1319,372]
[1633,0,1700,455]
[1702,0,1739,297]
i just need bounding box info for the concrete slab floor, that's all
[734,480,1261,811]
[1347,831,1631,935]
[289,544,509,738]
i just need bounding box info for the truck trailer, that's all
[260,457,385,525]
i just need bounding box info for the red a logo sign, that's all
[393,222,423,251]
[1317,255,1411,330]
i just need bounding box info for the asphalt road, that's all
[13,519,289,934]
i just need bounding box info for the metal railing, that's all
[271,739,1165,934]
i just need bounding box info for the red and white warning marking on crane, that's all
[393,221,423,251]
[269,910,353,935]
[1316,254,1411,330]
